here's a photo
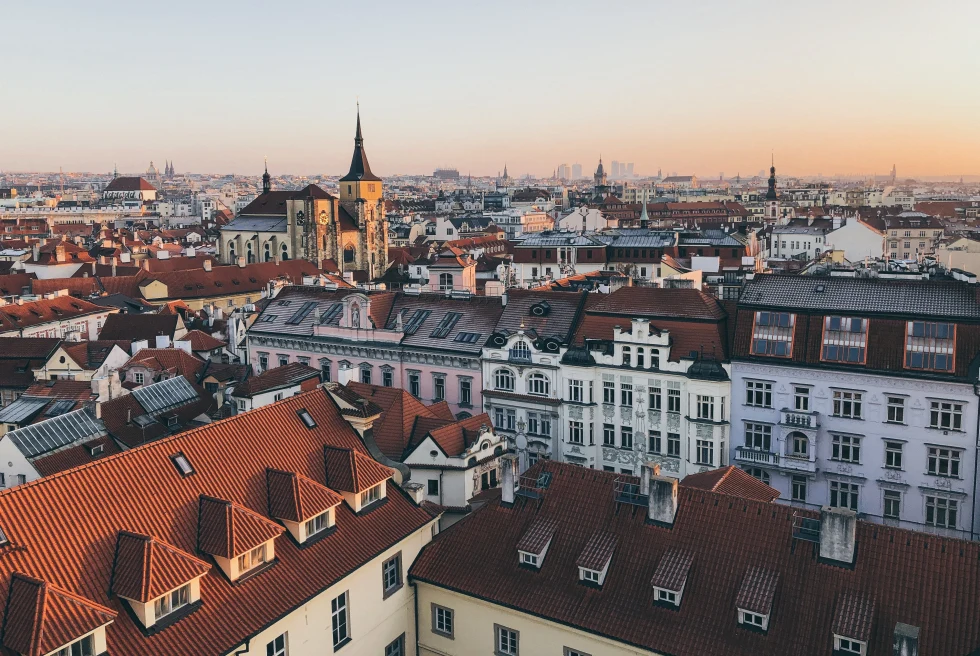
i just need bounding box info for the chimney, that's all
[640,461,661,496]
[500,453,518,505]
[154,335,171,348]
[893,623,919,656]
[833,216,842,230]
[237,256,246,268]
[401,481,426,504]
[132,339,148,354]
[336,361,355,385]
[647,474,678,526]
[203,259,212,272]
[819,506,857,566]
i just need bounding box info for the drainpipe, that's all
[972,380,980,540]
[411,580,421,656]
[233,638,250,656]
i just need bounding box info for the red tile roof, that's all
[197,495,284,560]
[0,296,110,333]
[0,388,431,656]
[143,260,319,301]
[0,273,36,297]
[833,591,876,642]
[177,329,226,352]
[323,446,392,493]
[516,517,558,554]
[588,286,727,320]
[23,380,97,401]
[30,277,101,298]
[110,532,211,603]
[29,435,121,477]
[681,466,780,502]
[344,382,448,459]
[232,363,320,398]
[266,468,344,523]
[121,348,206,380]
[735,566,779,615]
[575,530,617,571]
[1,572,116,656]
[410,460,980,656]
[104,177,155,192]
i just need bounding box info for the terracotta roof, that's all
[417,413,492,457]
[99,313,179,341]
[575,530,618,571]
[1,572,116,656]
[0,273,35,297]
[572,315,729,363]
[23,380,96,401]
[587,286,727,320]
[110,532,211,603]
[266,468,344,523]
[197,495,284,560]
[29,435,121,477]
[0,338,61,360]
[323,446,392,493]
[61,340,131,370]
[30,277,101,298]
[411,460,980,656]
[104,177,156,192]
[650,547,695,592]
[735,566,779,615]
[232,363,320,399]
[177,329,227,352]
[833,591,876,643]
[344,382,442,459]
[121,348,206,379]
[142,260,319,301]
[681,466,780,502]
[0,296,109,333]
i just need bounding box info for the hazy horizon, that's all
[3,0,978,178]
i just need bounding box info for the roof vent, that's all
[894,622,920,656]
[815,284,826,293]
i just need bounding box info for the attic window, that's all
[277,300,291,306]
[297,409,316,428]
[87,443,104,456]
[454,332,482,343]
[0,527,7,547]
[261,315,277,322]
[170,453,195,477]
[430,312,462,338]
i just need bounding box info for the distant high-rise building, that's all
[611,161,620,178]
[626,163,634,177]
[558,163,570,180]
[571,163,582,179]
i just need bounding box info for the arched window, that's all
[637,347,645,368]
[494,368,515,391]
[746,467,771,485]
[264,243,271,262]
[622,346,631,367]
[246,241,254,263]
[790,432,809,457]
[280,243,289,261]
[527,373,550,396]
[439,272,454,291]
[511,341,531,361]
[228,242,236,261]
[344,245,355,263]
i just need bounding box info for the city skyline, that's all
[3,0,978,178]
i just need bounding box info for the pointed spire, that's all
[262,156,271,194]
[340,104,381,183]
[113,163,118,179]
[355,101,363,144]
[640,189,650,223]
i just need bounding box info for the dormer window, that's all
[656,588,677,605]
[153,584,190,620]
[360,483,382,507]
[739,610,767,628]
[735,566,778,632]
[833,591,875,656]
[237,543,268,573]
[650,548,694,609]
[520,552,538,567]
[305,511,331,537]
[53,634,95,656]
[576,531,616,587]
[905,321,954,371]
[516,517,558,570]
[751,311,795,357]
[511,340,531,361]
[835,636,866,655]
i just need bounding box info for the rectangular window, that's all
[568,379,583,403]
[506,409,515,431]
[602,423,615,447]
[331,591,350,648]
[821,316,868,363]
[382,369,393,387]
[427,479,439,495]
[751,311,795,357]
[697,395,714,421]
[745,423,772,451]
[621,426,633,450]
[886,397,905,424]
[927,447,961,478]
[832,390,863,419]
[667,389,681,413]
[667,433,680,457]
[360,484,382,506]
[433,376,446,402]
[649,385,662,410]
[495,625,519,656]
[925,496,958,528]
[360,367,372,385]
[409,373,421,398]
[883,490,901,519]
[746,381,772,408]
[304,512,329,537]
[831,434,861,463]
[791,475,807,502]
[649,430,662,454]
[696,439,713,465]
[837,637,864,655]
[385,635,405,656]
[906,321,954,371]
[460,379,472,406]
[568,421,583,444]
[266,634,287,656]
[382,553,402,596]
[620,382,633,407]
[432,604,455,638]
[237,543,268,573]
[930,401,963,430]
[133,372,144,385]
[602,381,615,404]
[153,584,190,619]
[884,441,904,470]
[794,386,810,411]
[830,481,859,511]
[320,361,331,382]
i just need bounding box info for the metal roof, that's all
[44,399,77,417]
[131,377,199,415]
[7,409,104,459]
[220,216,288,233]
[0,397,51,424]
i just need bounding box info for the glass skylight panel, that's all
[297,409,317,428]
[430,312,462,338]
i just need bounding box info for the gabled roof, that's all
[104,176,155,192]
[197,495,284,560]
[232,363,320,399]
[0,296,109,333]
[1,572,116,656]
[110,532,211,603]
[61,339,131,370]
[681,466,780,502]
[323,446,392,493]
[121,348,206,380]
[177,329,227,352]
[99,313,179,341]
[266,468,344,524]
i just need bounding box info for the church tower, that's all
[338,107,388,280]
[262,157,271,194]
[766,157,781,223]
[593,157,609,199]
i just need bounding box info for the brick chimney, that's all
[500,453,518,506]
[819,506,857,566]
[893,623,919,656]
[647,474,678,526]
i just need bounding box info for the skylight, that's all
[0,527,7,547]
[430,312,462,338]
[320,303,343,324]
[403,309,431,335]
[170,452,195,477]
[297,409,317,428]
[286,301,318,325]
[454,332,482,343]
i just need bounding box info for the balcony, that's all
[508,349,532,364]
[735,446,777,466]
[780,409,819,430]
[734,446,817,473]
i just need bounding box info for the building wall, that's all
[826,221,883,262]
[731,361,979,538]
[0,436,39,489]
[416,583,659,656]
[226,518,436,656]
[0,310,115,340]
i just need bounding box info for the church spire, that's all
[340,104,381,183]
[766,156,778,201]
[262,157,271,194]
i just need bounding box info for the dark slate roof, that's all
[339,113,381,183]
[494,289,586,344]
[739,274,980,320]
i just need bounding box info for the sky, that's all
[2,0,979,179]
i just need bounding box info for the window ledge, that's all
[382,582,404,600]
[127,600,203,637]
[432,629,454,640]
[333,635,352,652]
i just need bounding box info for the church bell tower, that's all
[338,107,388,279]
